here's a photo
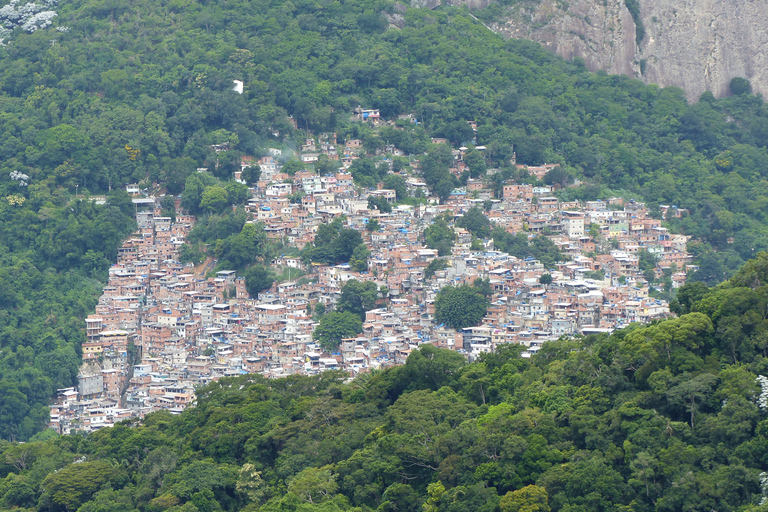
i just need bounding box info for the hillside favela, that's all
[58,133,687,432]
[5,0,768,511]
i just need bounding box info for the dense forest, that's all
[7,254,768,511]
[0,188,135,440]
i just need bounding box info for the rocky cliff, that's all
[413,0,768,100]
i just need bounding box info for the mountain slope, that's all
[465,0,768,100]
[6,255,768,510]
[1,0,768,440]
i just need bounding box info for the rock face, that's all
[638,0,768,99]
[413,0,768,100]
[412,0,494,9]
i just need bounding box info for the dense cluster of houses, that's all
[49,129,695,434]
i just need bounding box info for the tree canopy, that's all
[336,279,378,321]
[312,311,363,352]
[434,283,489,330]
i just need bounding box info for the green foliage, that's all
[349,244,371,273]
[288,466,338,503]
[424,218,455,256]
[312,312,363,351]
[382,174,408,201]
[730,77,752,96]
[424,258,450,280]
[0,193,134,439]
[624,0,645,45]
[420,145,457,203]
[670,281,710,315]
[303,217,363,265]
[213,222,268,271]
[39,460,123,512]
[464,148,487,179]
[542,166,570,188]
[367,195,392,214]
[350,159,384,189]
[434,284,489,330]
[337,279,378,320]
[6,0,768,503]
[0,0,760,287]
[366,219,381,232]
[243,265,274,298]
[456,207,491,239]
[492,228,563,269]
[500,485,550,512]
[240,164,261,185]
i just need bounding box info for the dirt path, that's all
[194,256,216,277]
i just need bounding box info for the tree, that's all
[159,195,177,221]
[382,174,407,201]
[337,279,378,320]
[424,258,450,279]
[379,483,420,512]
[500,485,550,512]
[288,467,339,504]
[214,150,242,180]
[424,218,454,256]
[643,268,656,284]
[473,278,493,298]
[315,155,338,175]
[539,273,553,285]
[200,186,229,213]
[181,174,206,213]
[464,148,487,178]
[443,120,475,146]
[434,284,488,330]
[240,164,261,184]
[225,181,249,205]
[456,207,491,239]
[39,461,121,512]
[303,217,363,265]
[423,482,446,512]
[243,265,274,297]
[334,229,364,263]
[690,253,726,286]
[313,311,363,351]
[237,463,266,504]
[366,219,381,232]
[638,249,659,272]
[667,372,718,429]
[730,77,752,96]
[349,158,381,188]
[0,382,29,440]
[543,165,570,188]
[434,178,455,204]
[74,488,135,512]
[349,243,370,273]
[368,195,392,213]
[282,159,305,175]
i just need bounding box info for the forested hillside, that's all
[7,254,768,511]
[0,0,767,281]
[0,188,135,440]
[2,0,768,444]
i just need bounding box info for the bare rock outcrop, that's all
[411,0,768,100]
[639,0,768,99]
